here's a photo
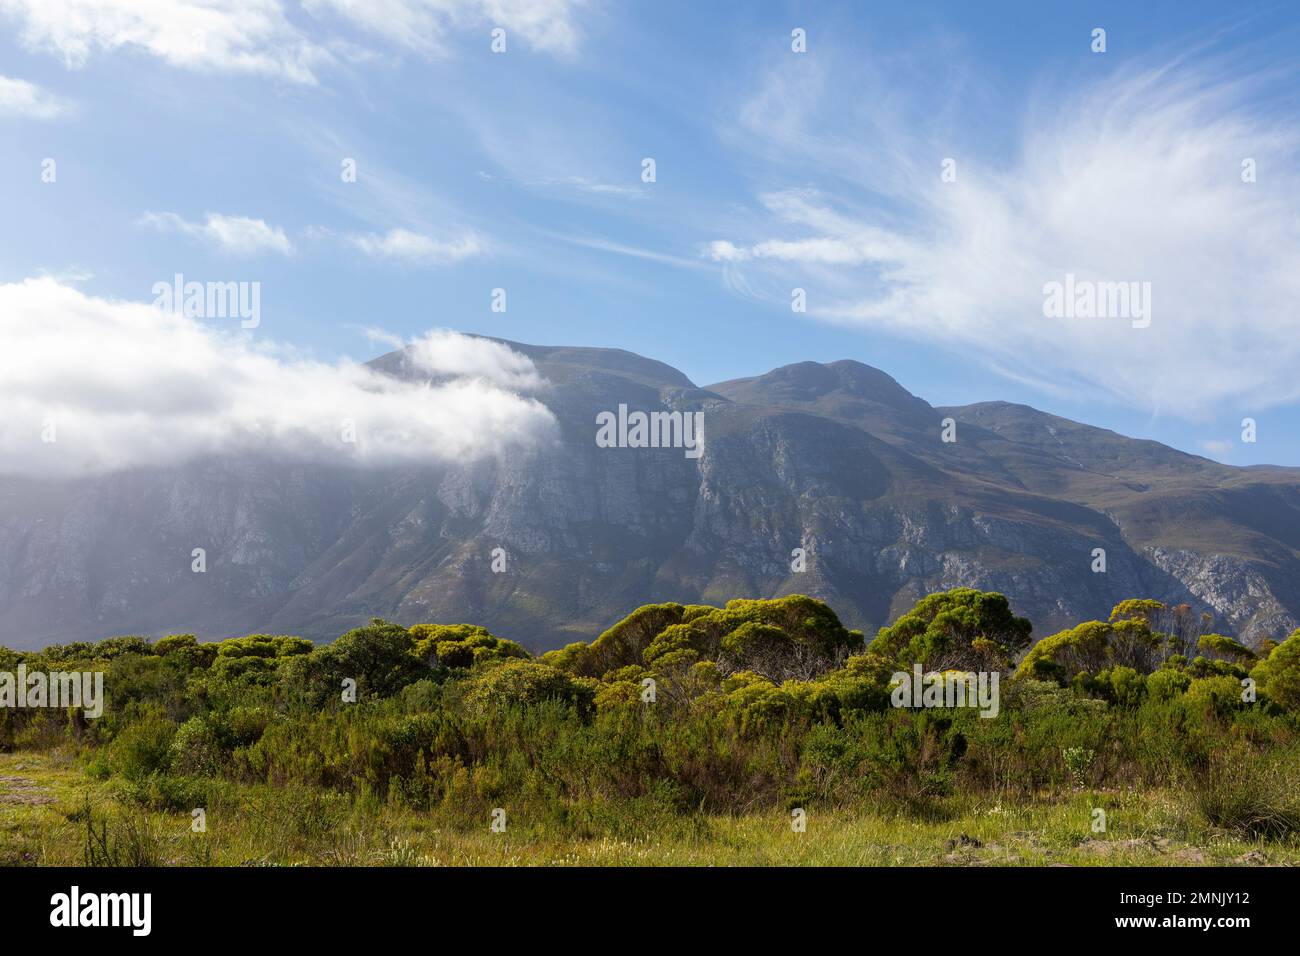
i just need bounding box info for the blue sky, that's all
[3,0,1300,467]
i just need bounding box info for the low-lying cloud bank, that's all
[0,277,557,477]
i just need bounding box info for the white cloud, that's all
[706,229,902,266]
[529,176,643,198]
[403,329,543,388]
[0,0,585,85]
[704,240,747,262]
[0,277,557,477]
[1199,439,1234,460]
[348,227,484,265]
[356,326,543,390]
[304,0,587,58]
[712,57,1300,418]
[549,234,707,272]
[0,74,71,118]
[0,0,333,83]
[140,211,295,256]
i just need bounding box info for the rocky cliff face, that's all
[1,339,1296,650]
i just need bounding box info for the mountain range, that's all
[2,338,1297,651]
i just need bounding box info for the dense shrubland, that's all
[3,589,1299,847]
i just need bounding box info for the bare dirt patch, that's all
[0,774,55,805]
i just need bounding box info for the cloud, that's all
[0,0,332,83]
[1199,439,1235,460]
[553,234,705,271]
[348,227,484,265]
[304,0,587,58]
[402,329,544,388]
[710,55,1300,418]
[140,211,295,256]
[0,277,557,477]
[705,228,900,266]
[527,176,644,198]
[357,325,542,389]
[0,0,586,86]
[704,240,746,263]
[0,74,71,118]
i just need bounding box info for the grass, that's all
[3,750,1296,867]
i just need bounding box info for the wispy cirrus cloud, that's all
[0,0,588,86]
[304,0,589,58]
[0,0,333,83]
[140,211,296,256]
[0,277,556,477]
[523,175,644,198]
[348,227,484,265]
[561,234,710,271]
[0,74,71,118]
[709,49,1300,419]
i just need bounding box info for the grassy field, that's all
[2,750,1292,867]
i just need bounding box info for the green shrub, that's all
[109,711,177,781]
[1252,629,1300,711]
[1184,675,1247,717]
[464,660,593,716]
[169,716,225,777]
[874,588,1031,670]
[1147,668,1192,702]
[409,624,527,669]
[7,592,1297,841]
[1188,745,1300,841]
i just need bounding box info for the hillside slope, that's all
[1,339,1296,649]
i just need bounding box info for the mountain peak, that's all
[706,358,934,425]
[6,336,1296,650]
[368,335,697,391]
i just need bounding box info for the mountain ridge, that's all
[1,337,1296,650]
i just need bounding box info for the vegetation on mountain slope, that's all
[2,589,1298,866]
